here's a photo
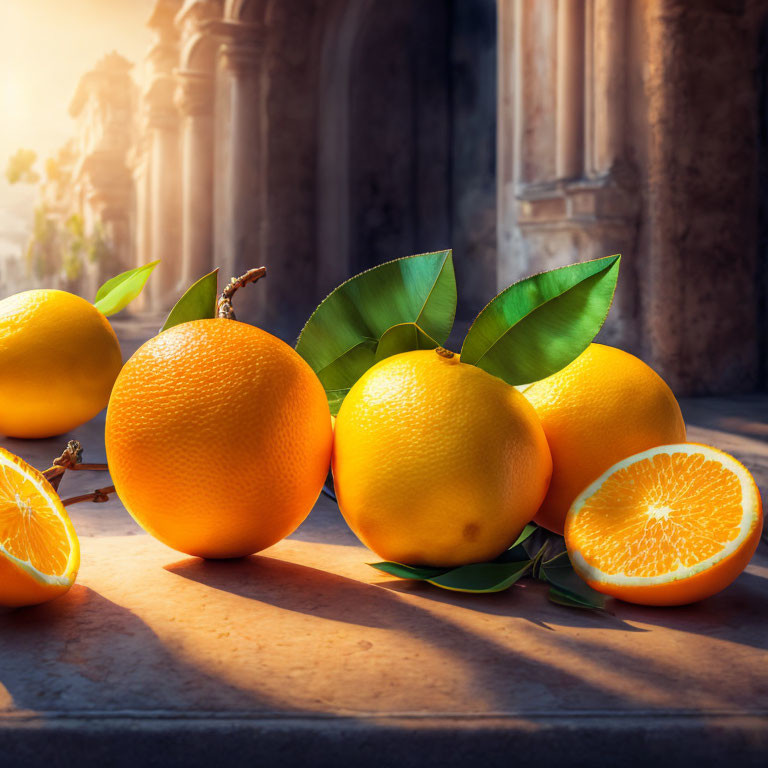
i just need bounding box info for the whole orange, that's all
[332,348,552,567]
[524,343,686,534]
[0,289,122,438]
[105,319,332,558]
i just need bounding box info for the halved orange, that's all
[565,443,763,606]
[0,447,79,607]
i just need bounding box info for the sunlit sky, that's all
[0,0,154,162]
[0,0,155,254]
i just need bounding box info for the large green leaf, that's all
[542,560,607,611]
[374,323,439,363]
[427,560,532,593]
[326,390,349,415]
[369,562,449,580]
[93,261,159,317]
[161,269,219,332]
[296,251,456,413]
[367,524,605,606]
[494,523,539,563]
[369,559,532,594]
[460,254,620,385]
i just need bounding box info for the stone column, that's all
[589,0,626,176]
[175,71,215,288]
[214,31,266,323]
[126,136,152,312]
[146,97,182,310]
[143,0,184,312]
[555,0,585,179]
[133,161,150,269]
[496,0,638,351]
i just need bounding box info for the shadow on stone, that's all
[616,568,768,653]
[165,555,398,629]
[376,576,644,632]
[163,553,690,712]
[287,497,360,547]
[0,584,277,713]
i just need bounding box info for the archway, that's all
[316,0,498,318]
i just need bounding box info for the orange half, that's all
[0,447,79,607]
[565,443,763,606]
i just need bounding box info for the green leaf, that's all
[296,251,456,413]
[542,550,571,568]
[460,254,620,385]
[161,269,219,332]
[542,560,606,611]
[511,523,538,548]
[547,587,606,611]
[427,560,532,593]
[374,323,440,363]
[326,390,349,416]
[493,523,540,563]
[369,562,449,580]
[93,261,160,317]
[368,559,533,593]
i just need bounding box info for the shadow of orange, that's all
[0,584,282,714]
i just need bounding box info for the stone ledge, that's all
[1,713,766,768]
[0,393,766,767]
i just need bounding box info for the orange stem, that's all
[41,440,109,493]
[216,267,267,320]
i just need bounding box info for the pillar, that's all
[496,0,638,349]
[215,33,265,323]
[589,0,626,176]
[130,146,153,312]
[176,71,215,288]
[555,0,585,179]
[147,97,182,310]
[144,0,184,312]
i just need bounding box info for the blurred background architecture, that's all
[2,0,767,395]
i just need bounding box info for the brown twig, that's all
[216,267,267,320]
[41,440,109,492]
[61,485,116,507]
[43,440,81,490]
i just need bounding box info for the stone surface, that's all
[0,388,766,766]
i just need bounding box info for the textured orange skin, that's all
[565,454,763,606]
[525,344,686,534]
[333,350,552,568]
[0,448,80,607]
[0,289,122,438]
[105,320,333,559]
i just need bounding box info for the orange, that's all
[105,320,332,559]
[332,348,552,567]
[0,289,123,438]
[525,343,686,534]
[0,447,80,607]
[565,443,763,606]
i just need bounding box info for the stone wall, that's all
[498,0,768,394]
[637,0,765,393]
[116,0,768,393]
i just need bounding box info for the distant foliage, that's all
[25,209,115,282]
[87,222,112,265]
[45,157,62,183]
[26,206,60,279]
[5,148,40,185]
[62,214,87,281]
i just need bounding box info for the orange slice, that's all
[0,447,79,607]
[564,443,763,606]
